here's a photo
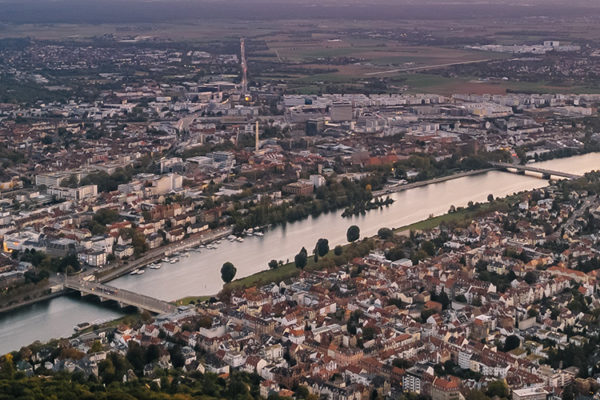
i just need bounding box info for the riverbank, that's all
[0,227,232,317]
[0,289,65,314]
[9,152,591,353]
[394,193,519,233]
[197,192,518,297]
[94,226,232,284]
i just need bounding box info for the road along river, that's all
[1,153,598,354]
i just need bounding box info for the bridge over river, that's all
[490,162,582,180]
[64,279,176,314]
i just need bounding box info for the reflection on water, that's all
[1,152,599,353]
[0,294,125,354]
[109,170,546,301]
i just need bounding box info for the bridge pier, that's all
[65,280,176,315]
[490,162,582,181]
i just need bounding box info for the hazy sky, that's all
[0,0,598,24]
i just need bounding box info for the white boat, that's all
[74,322,91,332]
[150,263,162,269]
[130,269,140,275]
[236,237,244,242]
[137,269,145,275]
[255,231,264,237]
[170,257,179,264]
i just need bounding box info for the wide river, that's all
[0,153,599,353]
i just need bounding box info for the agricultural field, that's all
[2,15,600,95]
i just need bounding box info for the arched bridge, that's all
[490,162,582,180]
[65,279,176,314]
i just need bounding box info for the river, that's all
[0,153,598,354]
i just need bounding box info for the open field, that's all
[2,16,600,95]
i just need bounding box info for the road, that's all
[93,226,232,283]
[64,279,175,314]
[0,227,232,314]
[564,195,597,232]
[365,58,493,76]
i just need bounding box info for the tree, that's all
[487,194,494,202]
[169,344,185,369]
[431,290,450,310]
[524,271,537,284]
[421,240,435,256]
[528,308,539,318]
[130,229,148,256]
[334,245,343,256]
[145,344,160,364]
[0,354,15,379]
[268,259,279,270]
[296,385,310,399]
[421,309,436,323]
[60,174,78,188]
[465,390,489,400]
[486,380,508,398]
[503,335,520,352]
[126,341,146,373]
[315,238,329,257]
[295,247,308,269]
[221,262,237,283]
[89,341,103,353]
[377,228,393,240]
[347,225,360,243]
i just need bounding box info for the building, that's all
[46,238,78,257]
[282,180,314,196]
[148,174,183,195]
[330,102,353,122]
[306,119,325,136]
[512,387,548,400]
[35,172,75,187]
[403,364,434,395]
[114,244,134,259]
[80,250,107,267]
[431,377,461,400]
[47,185,98,201]
[309,174,326,188]
[2,230,43,253]
[0,176,22,191]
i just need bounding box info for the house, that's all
[114,244,134,259]
[403,364,434,395]
[431,376,461,400]
[165,228,185,242]
[512,387,548,400]
[80,250,107,267]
